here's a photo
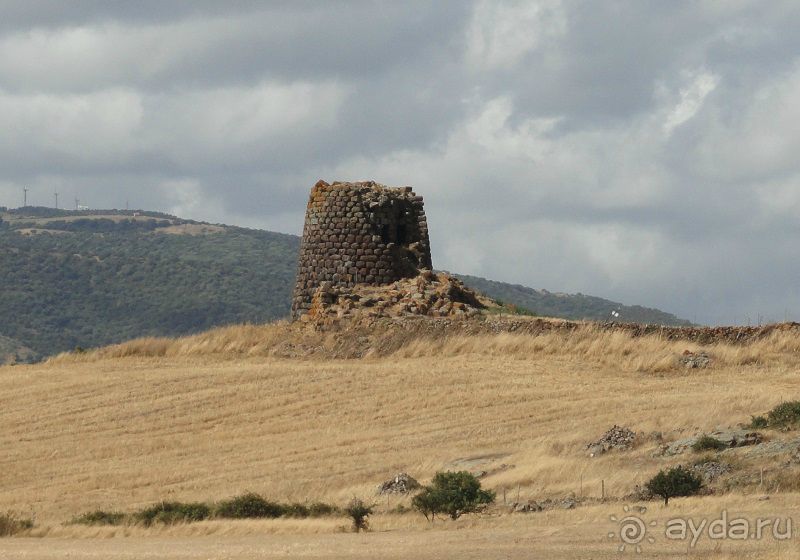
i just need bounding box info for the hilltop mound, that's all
[301,271,487,325]
[0,207,690,364]
[52,312,800,367]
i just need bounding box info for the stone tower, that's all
[291,180,433,319]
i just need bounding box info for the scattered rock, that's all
[660,429,763,456]
[734,436,800,458]
[625,484,655,502]
[680,350,711,369]
[692,461,732,483]
[588,425,637,457]
[302,271,485,324]
[510,495,581,513]
[377,472,421,495]
[511,501,543,513]
[559,496,577,509]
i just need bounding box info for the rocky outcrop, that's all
[587,425,636,457]
[659,429,763,456]
[377,473,421,495]
[300,270,485,324]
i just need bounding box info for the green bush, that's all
[307,501,339,517]
[411,471,495,521]
[691,435,727,452]
[388,503,411,514]
[646,466,703,506]
[0,511,33,536]
[750,415,769,429]
[135,501,211,526]
[766,401,800,428]
[282,503,310,518]
[214,493,283,519]
[344,498,373,533]
[71,510,126,526]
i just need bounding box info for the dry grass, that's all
[50,320,800,372]
[4,321,800,558]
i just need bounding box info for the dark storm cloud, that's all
[2,0,800,324]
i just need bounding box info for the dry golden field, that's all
[2,320,800,558]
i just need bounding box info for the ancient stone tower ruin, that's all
[291,180,432,319]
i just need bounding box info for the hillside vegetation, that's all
[455,274,690,326]
[0,208,688,362]
[0,208,298,360]
[2,323,800,558]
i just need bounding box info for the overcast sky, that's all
[2,1,800,324]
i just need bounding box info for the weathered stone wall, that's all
[291,180,432,319]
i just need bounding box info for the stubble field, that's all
[2,321,800,559]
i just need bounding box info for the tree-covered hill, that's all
[0,208,298,360]
[0,333,36,364]
[453,274,691,326]
[0,207,690,362]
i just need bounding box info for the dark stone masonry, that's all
[291,180,433,319]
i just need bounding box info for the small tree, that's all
[410,486,440,521]
[412,471,495,520]
[344,498,373,533]
[646,466,703,506]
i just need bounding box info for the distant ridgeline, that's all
[0,208,689,363]
[452,274,691,327]
[0,207,299,363]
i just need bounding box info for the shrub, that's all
[389,503,411,514]
[135,501,211,526]
[282,503,310,518]
[307,502,339,517]
[691,435,727,452]
[71,510,126,526]
[214,493,283,519]
[0,511,33,536]
[766,401,800,428]
[646,466,703,506]
[344,498,373,533]
[750,415,769,429]
[411,471,495,521]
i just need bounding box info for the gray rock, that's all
[680,351,711,368]
[660,429,763,456]
[692,461,732,482]
[511,501,543,513]
[587,425,636,456]
[377,472,421,495]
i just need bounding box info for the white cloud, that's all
[0,88,143,163]
[662,71,718,135]
[0,80,347,170]
[465,0,566,70]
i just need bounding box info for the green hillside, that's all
[0,334,36,364]
[453,274,691,326]
[0,208,298,361]
[0,208,689,362]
